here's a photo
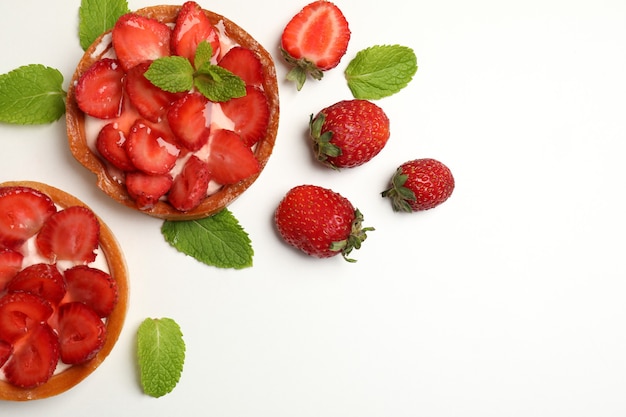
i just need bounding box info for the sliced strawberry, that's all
[218,46,264,87]
[112,13,172,72]
[96,123,136,171]
[125,61,182,123]
[167,92,212,151]
[206,129,260,185]
[35,206,100,264]
[63,265,118,318]
[168,155,210,212]
[219,86,270,147]
[171,1,220,62]
[0,186,57,250]
[126,171,174,210]
[0,292,53,344]
[75,58,125,119]
[0,339,12,368]
[3,323,59,388]
[0,248,24,291]
[7,263,66,306]
[125,119,180,175]
[57,302,106,365]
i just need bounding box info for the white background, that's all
[1,0,626,415]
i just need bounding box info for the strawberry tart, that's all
[66,2,280,220]
[0,181,128,401]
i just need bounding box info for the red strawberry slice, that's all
[218,46,264,87]
[96,123,136,171]
[112,13,172,72]
[0,292,53,344]
[0,339,11,368]
[75,58,125,119]
[63,265,118,318]
[0,186,57,250]
[206,129,260,185]
[167,92,212,151]
[125,119,180,175]
[0,248,24,291]
[57,302,106,365]
[35,206,100,263]
[125,61,182,123]
[168,155,210,212]
[3,323,60,388]
[171,1,220,62]
[7,263,66,306]
[219,85,270,147]
[125,171,174,210]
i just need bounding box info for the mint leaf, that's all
[161,208,253,269]
[194,64,246,102]
[345,45,418,100]
[145,57,195,93]
[79,0,130,51]
[194,41,213,70]
[0,64,66,125]
[137,318,185,398]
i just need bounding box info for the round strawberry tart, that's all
[0,181,128,401]
[66,2,280,220]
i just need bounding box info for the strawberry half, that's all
[74,58,125,119]
[168,155,210,212]
[7,263,66,306]
[0,248,24,291]
[96,123,136,171]
[218,46,264,87]
[57,302,106,365]
[35,206,100,263]
[220,85,270,147]
[206,129,260,185]
[0,339,11,368]
[280,0,351,89]
[125,61,182,123]
[112,13,172,72]
[171,0,220,62]
[125,120,181,175]
[167,92,212,151]
[63,265,118,318]
[0,186,57,250]
[125,171,174,210]
[3,323,60,388]
[0,292,53,344]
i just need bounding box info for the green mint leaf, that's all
[194,64,246,102]
[145,57,195,93]
[137,318,185,398]
[0,64,66,125]
[345,45,418,100]
[161,208,253,269]
[79,0,130,51]
[194,41,213,70]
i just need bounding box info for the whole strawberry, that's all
[309,99,390,169]
[382,158,455,212]
[280,0,351,90]
[274,185,373,261]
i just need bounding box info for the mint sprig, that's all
[0,64,66,125]
[345,45,418,100]
[78,0,130,51]
[137,318,185,398]
[161,208,254,269]
[145,41,246,102]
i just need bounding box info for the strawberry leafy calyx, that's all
[381,168,417,213]
[309,112,342,169]
[331,209,374,263]
[280,48,324,91]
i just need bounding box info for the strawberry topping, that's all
[0,292,53,344]
[75,58,125,119]
[206,129,260,185]
[6,263,66,305]
[96,123,136,171]
[125,120,181,175]
[125,61,182,123]
[0,339,11,368]
[57,302,106,365]
[112,13,172,72]
[167,92,212,151]
[171,1,220,62]
[125,172,174,210]
[63,265,118,318]
[220,85,270,147]
[218,46,264,87]
[168,155,211,212]
[0,248,24,291]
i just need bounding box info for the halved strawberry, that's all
[219,85,270,147]
[0,292,53,344]
[168,155,210,212]
[0,248,24,291]
[96,123,136,171]
[126,61,182,123]
[125,119,180,175]
[63,265,118,318]
[126,171,174,210]
[112,13,172,72]
[206,129,260,185]
[218,46,264,87]
[167,92,212,151]
[0,339,11,368]
[3,323,59,388]
[7,263,66,306]
[74,58,125,119]
[57,302,106,365]
[35,206,100,263]
[0,186,57,250]
[171,1,220,62]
